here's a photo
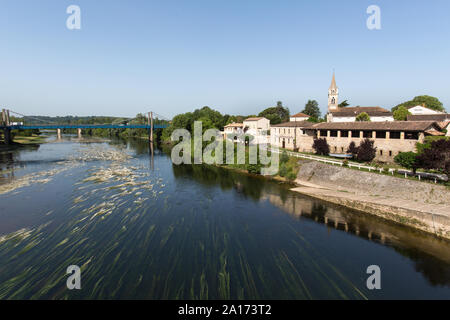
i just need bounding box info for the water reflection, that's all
[172,163,450,287]
[0,145,40,184]
[0,137,449,299]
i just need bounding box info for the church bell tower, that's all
[328,72,339,112]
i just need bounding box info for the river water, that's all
[0,136,449,299]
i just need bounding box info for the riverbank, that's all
[156,140,450,239]
[0,134,47,151]
[292,160,450,239]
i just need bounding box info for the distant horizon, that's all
[9,96,449,120]
[1,1,449,118]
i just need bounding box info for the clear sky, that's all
[1,0,449,118]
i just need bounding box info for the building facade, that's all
[313,121,442,162]
[270,120,443,162]
[270,121,316,152]
[223,122,244,140]
[243,117,270,144]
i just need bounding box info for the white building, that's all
[408,105,444,115]
[223,122,244,140]
[243,117,270,144]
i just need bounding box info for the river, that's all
[0,135,449,299]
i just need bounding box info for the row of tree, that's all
[161,100,328,142]
[10,113,169,140]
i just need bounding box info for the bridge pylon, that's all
[1,109,12,145]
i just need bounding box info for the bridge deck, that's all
[1,124,168,130]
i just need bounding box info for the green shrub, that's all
[246,164,262,174]
[394,152,418,171]
[280,151,289,164]
[287,171,297,180]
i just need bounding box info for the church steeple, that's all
[330,72,337,90]
[328,72,339,112]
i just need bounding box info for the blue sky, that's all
[1,0,449,118]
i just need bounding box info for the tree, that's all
[347,141,359,157]
[416,139,450,176]
[394,152,419,172]
[357,138,376,162]
[312,138,330,156]
[258,101,290,125]
[393,106,411,121]
[302,100,321,119]
[355,112,371,122]
[338,100,349,108]
[392,95,445,113]
[280,151,289,164]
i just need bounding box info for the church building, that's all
[326,73,394,123]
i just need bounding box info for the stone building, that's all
[270,120,444,162]
[270,121,316,152]
[313,121,444,162]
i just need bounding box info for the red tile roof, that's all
[244,117,265,121]
[331,106,392,117]
[291,112,309,118]
[313,121,439,132]
[271,121,316,128]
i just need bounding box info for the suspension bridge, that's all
[1,108,170,144]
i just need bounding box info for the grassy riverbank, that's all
[0,134,48,151]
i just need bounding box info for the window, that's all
[380,150,383,156]
[405,132,419,140]
[389,151,392,157]
[351,130,360,138]
[363,131,372,138]
[390,131,401,139]
[341,130,349,138]
[376,131,386,139]
[330,130,338,137]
